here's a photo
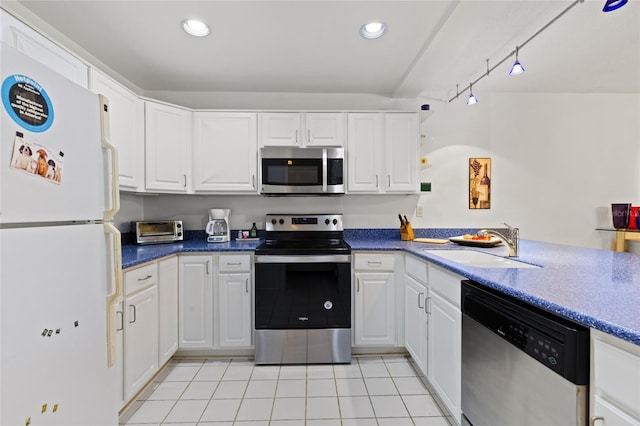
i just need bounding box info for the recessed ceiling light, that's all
[360,22,386,39]
[182,19,210,37]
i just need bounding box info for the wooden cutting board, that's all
[412,237,449,244]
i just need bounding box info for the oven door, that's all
[254,254,352,364]
[254,255,351,329]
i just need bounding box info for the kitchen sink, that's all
[423,249,541,269]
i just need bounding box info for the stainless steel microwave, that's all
[259,147,345,195]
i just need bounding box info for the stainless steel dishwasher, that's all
[461,280,590,426]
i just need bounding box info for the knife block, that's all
[400,223,415,241]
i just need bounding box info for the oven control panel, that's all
[265,214,343,232]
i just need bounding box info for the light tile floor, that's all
[120,355,451,426]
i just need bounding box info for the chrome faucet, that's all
[479,223,519,257]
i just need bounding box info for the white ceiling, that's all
[9,0,640,101]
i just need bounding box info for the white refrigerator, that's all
[0,43,121,425]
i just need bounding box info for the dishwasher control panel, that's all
[500,322,564,375]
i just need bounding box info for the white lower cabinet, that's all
[178,255,214,349]
[216,253,253,348]
[405,275,427,374]
[591,329,640,425]
[158,256,179,365]
[123,263,159,402]
[427,264,462,425]
[353,253,396,346]
[405,255,428,375]
[428,291,461,420]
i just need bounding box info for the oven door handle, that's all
[255,254,351,263]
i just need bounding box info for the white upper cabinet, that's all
[0,10,88,87]
[347,113,383,192]
[89,69,144,191]
[347,112,418,193]
[305,113,345,147]
[259,112,345,147]
[193,112,258,193]
[384,113,418,192]
[145,101,192,193]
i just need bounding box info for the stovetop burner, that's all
[255,214,351,256]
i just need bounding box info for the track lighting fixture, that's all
[509,47,525,75]
[449,0,585,103]
[602,0,627,12]
[467,83,478,105]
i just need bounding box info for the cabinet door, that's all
[218,273,252,348]
[158,257,178,365]
[354,272,395,346]
[178,256,213,349]
[193,112,257,192]
[124,285,159,401]
[258,113,301,146]
[384,113,418,193]
[347,113,383,192]
[428,290,461,423]
[305,113,345,147]
[0,10,88,87]
[90,68,144,191]
[592,331,640,420]
[405,275,427,375]
[145,101,192,192]
[592,396,640,426]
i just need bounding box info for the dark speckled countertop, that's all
[121,228,640,347]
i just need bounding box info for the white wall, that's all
[415,92,640,249]
[116,91,640,251]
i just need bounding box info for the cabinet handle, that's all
[129,305,137,324]
[138,274,152,282]
[375,175,379,188]
[307,129,311,142]
[245,278,249,293]
[206,260,210,275]
[367,261,382,266]
[356,278,360,292]
[387,174,391,188]
[252,175,255,189]
[226,262,242,266]
[590,417,604,426]
[183,174,187,187]
[116,308,124,331]
[295,130,299,143]
[425,297,431,314]
[418,292,424,309]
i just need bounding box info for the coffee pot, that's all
[206,209,230,243]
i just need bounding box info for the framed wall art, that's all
[469,158,491,209]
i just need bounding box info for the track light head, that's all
[510,61,525,75]
[467,84,478,105]
[602,0,627,12]
[509,47,525,76]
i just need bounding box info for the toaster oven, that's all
[134,221,183,244]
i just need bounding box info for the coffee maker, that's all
[206,209,230,243]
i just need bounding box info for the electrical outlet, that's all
[416,205,424,217]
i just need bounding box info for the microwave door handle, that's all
[322,148,328,192]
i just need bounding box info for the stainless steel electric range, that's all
[254,214,352,364]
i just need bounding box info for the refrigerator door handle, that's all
[104,222,122,368]
[99,95,120,221]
